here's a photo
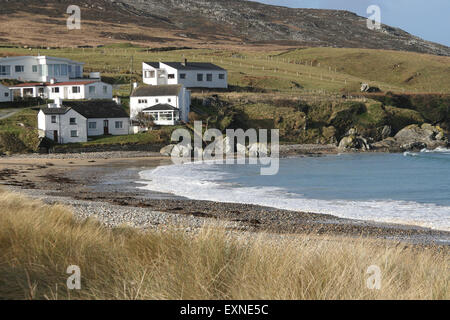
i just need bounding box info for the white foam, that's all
[138,162,450,232]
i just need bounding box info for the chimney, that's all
[53,97,62,108]
[50,78,56,84]
[182,58,187,66]
[133,82,139,90]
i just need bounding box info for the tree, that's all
[135,112,155,129]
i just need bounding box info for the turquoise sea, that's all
[139,148,450,231]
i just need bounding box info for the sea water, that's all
[139,149,450,231]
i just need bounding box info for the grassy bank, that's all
[0,189,448,300]
[1,46,449,95]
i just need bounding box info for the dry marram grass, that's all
[0,189,448,300]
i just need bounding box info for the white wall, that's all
[130,94,179,119]
[87,117,129,136]
[0,56,84,82]
[0,84,11,102]
[142,62,228,89]
[39,109,88,144]
[47,82,112,100]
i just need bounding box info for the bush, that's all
[0,132,28,154]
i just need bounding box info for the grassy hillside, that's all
[278,48,450,93]
[191,93,442,144]
[1,45,449,95]
[0,188,448,300]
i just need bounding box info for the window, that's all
[180,73,186,79]
[75,65,82,78]
[4,92,9,97]
[115,121,123,129]
[15,65,24,73]
[168,98,171,103]
[145,70,155,78]
[51,116,57,123]
[219,74,225,80]
[72,86,80,93]
[54,64,61,76]
[32,65,38,73]
[71,130,78,137]
[51,87,60,93]
[207,74,213,82]
[138,99,148,104]
[61,64,68,76]
[168,74,175,79]
[0,65,10,76]
[88,122,97,129]
[155,99,159,103]
[89,86,96,94]
[103,86,108,94]
[197,74,203,82]
[70,118,77,125]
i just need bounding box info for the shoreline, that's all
[0,151,449,245]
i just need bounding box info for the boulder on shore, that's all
[394,124,448,150]
[160,144,176,156]
[338,128,371,151]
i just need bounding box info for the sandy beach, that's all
[0,151,449,245]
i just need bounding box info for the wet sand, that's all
[0,152,449,245]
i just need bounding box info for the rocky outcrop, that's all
[115,0,450,56]
[248,143,269,158]
[160,144,176,156]
[372,124,448,151]
[394,124,448,150]
[338,128,371,151]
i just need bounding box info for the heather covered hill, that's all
[0,0,449,56]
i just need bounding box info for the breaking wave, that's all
[138,158,450,232]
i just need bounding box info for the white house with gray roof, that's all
[130,84,190,126]
[142,60,228,89]
[38,98,129,144]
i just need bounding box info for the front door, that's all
[53,130,58,143]
[103,120,109,135]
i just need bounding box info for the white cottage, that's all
[142,60,228,89]
[9,79,112,100]
[130,84,190,126]
[0,56,84,82]
[38,98,129,144]
[0,84,11,102]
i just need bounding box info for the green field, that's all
[1,45,449,95]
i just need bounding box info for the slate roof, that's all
[143,62,160,68]
[40,107,70,115]
[143,104,178,111]
[145,61,226,71]
[62,100,129,119]
[131,84,182,97]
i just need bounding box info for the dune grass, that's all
[0,189,448,300]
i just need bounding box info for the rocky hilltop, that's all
[0,0,449,55]
[116,0,450,55]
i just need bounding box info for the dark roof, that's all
[144,62,160,68]
[131,84,182,97]
[41,107,70,115]
[62,100,129,119]
[145,61,226,71]
[143,104,178,111]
